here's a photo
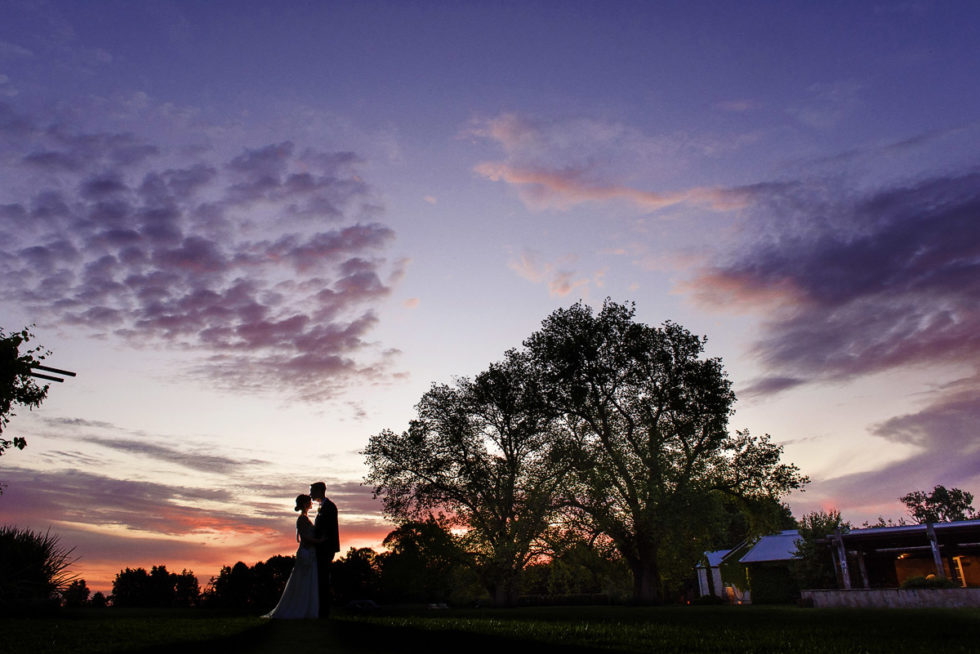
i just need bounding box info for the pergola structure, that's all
[826,520,980,589]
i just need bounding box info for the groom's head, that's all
[310,482,326,501]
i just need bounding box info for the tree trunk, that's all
[492,583,513,607]
[487,577,519,607]
[629,556,662,604]
[482,561,521,607]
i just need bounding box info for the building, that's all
[697,530,801,604]
[696,549,730,599]
[825,519,980,589]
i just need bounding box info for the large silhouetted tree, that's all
[524,300,808,603]
[364,351,572,605]
[364,300,807,605]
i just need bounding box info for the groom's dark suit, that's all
[313,497,340,617]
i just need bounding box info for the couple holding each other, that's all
[264,481,340,619]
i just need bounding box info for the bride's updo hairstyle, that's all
[294,494,312,512]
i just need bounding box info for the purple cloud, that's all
[83,437,269,475]
[685,168,980,516]
[690,171,980,388]
[0,103,402,399]
[872,376,980,454]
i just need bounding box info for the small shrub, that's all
[900,575,959,589]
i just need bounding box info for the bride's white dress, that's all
[263,516,319,619]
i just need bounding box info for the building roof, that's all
[842,519,980,539]
[739,530,800,564]
[837,519,980,550]
[696,549,731,568]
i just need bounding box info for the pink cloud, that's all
[475,162,747,212]
[468,112,759,214]
[508,250,591,297]
[678,268,808,313]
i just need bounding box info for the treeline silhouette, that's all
[77,518,635,610]
[112,565,201,608]
[66,484,974,610]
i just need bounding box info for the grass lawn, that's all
[2,605,979,653]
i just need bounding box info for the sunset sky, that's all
[1,1,978,595]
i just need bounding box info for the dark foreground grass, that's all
[2,605,979,654]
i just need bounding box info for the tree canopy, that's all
[900,485,976,523]
[364,351,571,605]
[523,300,807,602]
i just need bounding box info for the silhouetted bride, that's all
[263,494,324,619]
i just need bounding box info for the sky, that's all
[0,0,977,595]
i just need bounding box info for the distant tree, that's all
[0,328,52,492]
[90,591,108,608]
[364,350,571,606]
[524,300,808,603]
[62,579,90,608]
[111,568,152,607]
[900,485,976,523]
[331,547,381,604]
[861,515,907,528]
[378,518,465,603]
[0,525,78,610]
[173,569,201,607]
[203,556,289,611]
[204,561,253,610]
[149,565,177,606]
[521,534,632,601]
[111,565,198,608]
[249,555,293,612]
[791,509,850,589]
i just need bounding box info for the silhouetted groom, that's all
[309,481,340,618]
